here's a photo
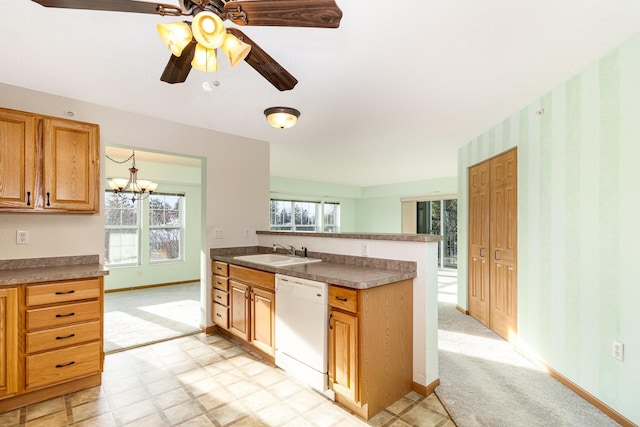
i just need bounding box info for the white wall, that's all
[0,82,270,328]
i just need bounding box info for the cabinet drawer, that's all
[26,341,101,390]
[213,276,229,292]
[27,300,101,330]
[26,278,101,306]
[329,286,358,313]
[213,261,228,277]
[213,303,229,329]
[229,265,275,290]
[213,288,228,306]
[26,320,101,354]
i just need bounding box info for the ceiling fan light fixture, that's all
[221,33,251,67]
[156,21,193,57]
[192,11,226,50]
[192,45,219,72]
[264,107,300,129]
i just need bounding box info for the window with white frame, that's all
[270,199,340,232]
[149,194,184,262]
[104,193,140,266]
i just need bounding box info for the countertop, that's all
[0,255,109,287]
[211,249,416,289]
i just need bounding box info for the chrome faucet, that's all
[273,243,297,256]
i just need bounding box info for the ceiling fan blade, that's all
[226,28,298,91]
[224,0,342,28]
[30,0,182,16]
[160,40,197,84]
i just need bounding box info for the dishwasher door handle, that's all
[328,313,333,330]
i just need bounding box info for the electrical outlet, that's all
[16,230,29,245]
[213,228,223,239]
[244,228,250,238]
[362,244,369,257]
[613,341,624,361]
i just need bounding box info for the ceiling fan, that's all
[30,0,343,91]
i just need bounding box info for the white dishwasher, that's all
[275,274,332,397]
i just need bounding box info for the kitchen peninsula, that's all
[210,231,441,419]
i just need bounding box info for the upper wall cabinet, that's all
[0,107,100,213]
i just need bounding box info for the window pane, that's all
[295,202,317,226]
[270,200,292,226]
[324,203,340,232]
[105,229,139,265]
[149,194,184,263]
[105,192,140,266]
[150,228,181,261]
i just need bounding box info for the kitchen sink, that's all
[233,253,322,266]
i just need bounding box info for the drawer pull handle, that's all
[56,361,76,368]
[46,192,51,207]
[216,313,222,318]
[216,295,222,299]
[27,191,31,206]
[55,290,76,295]
[329,313,333,330]
[335,296,348,302]
[56,312,76,318]
[56,333,76,340]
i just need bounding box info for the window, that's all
[270,199,340,232]
[149,194,184,262]
[105,193,140,265]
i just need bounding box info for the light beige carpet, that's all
[435,271,618,426]
[103,282,201,353]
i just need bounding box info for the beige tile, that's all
[153,387,192,411]
[176,368,211,385]
[208,401,251,426]
[122,412,168,427]
[283,389,328,413]
[197,387,235,411]
[0,407,21,427]
[26,396,66,421]
[366,410,395,427]
[385,396,414,415]
[419,394,450,418]
[385,420,412,427]
[73,412,117,427]
[184,377,222,397]
[254,401,298,426]
[24,410,68,427]
[115,399,158,425]
[230,415,269,427]
[267,378,306,400]
[399,403,452,427]
[71,397,111,423]
[162,399,204,425]
[236,389,279,412]
[251,368,289,388]
[175,414,215,427]
[107,385,148,409]
[302,402,351,427]
[145,377,183,397]
[66,385,105,408]
[226,379,262,398]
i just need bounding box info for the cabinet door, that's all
[42,117,99,212]
[229,281,250,341]
[0,109,36,210]
[328,308,358,402]
[0,288,19,398]
[251,287,275,357]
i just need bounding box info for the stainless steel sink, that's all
[233,253,322,266]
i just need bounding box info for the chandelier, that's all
[107,151,158,203]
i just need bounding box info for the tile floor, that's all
[0,333,455,427]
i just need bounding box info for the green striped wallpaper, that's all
[458,33,640,423]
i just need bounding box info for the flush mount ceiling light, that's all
[106,150,158,203]
[264,107,300,129]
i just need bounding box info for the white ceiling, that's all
[2,1,640,187]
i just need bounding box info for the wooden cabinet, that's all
[468,148,518,342]
[0,288,18,399]
[24,278,103,391]
[328,279,413,420]
[0,277,104,412]
[212,261,230,329]
[0,107,100,213]
[212,262,276,358]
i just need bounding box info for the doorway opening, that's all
[417,198,458,269]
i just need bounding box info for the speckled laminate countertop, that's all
[0,255,109,287]
[211,248,416,289]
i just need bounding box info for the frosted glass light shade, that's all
[220,33,251,67]
[264,107,300,129]
[191,44,219,72]
[157,21,193,57]
[192,12,225,49]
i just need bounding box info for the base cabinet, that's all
[0,288,19,399]
[328,279,413,420]
[0,277,104,412]
[211,261,275,358]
